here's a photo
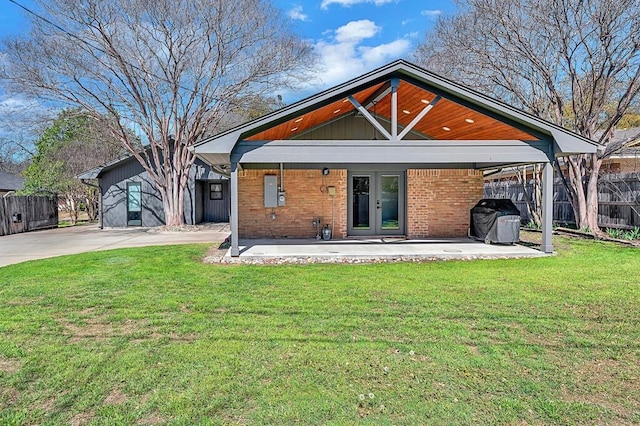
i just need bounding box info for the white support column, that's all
[230,162,240,257]
[541,161,554,253]
[391,78,399,140]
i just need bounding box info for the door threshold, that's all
[346,235,408,240]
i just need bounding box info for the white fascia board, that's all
[233,140,549,165]
[551,129,599,155]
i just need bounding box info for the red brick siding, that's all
[407,169,484,237]
[238,169,347,238]
[238,168,483,239]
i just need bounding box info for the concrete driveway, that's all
[0,224,230,267]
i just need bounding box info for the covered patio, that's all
[194,60,599,259]
[223,237,545,263]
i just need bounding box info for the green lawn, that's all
[0,236,639,425]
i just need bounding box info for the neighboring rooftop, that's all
[0,170,24,192]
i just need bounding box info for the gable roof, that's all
[0,170,24,192]
[77,151,227,181]
[76,154,133,180]
[193,59,599,167]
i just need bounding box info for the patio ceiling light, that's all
[442,126,451,131]
[465,118,475,124]
[402,109,411,114]
[333,109,341,114]
[420,99,430,104]
[295,117,303,123]
[291,127,298,132]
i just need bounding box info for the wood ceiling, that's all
[245,79,538,142]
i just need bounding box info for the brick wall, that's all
[407,169,484,238]
[238,168,483,239]
[238,169,347,238]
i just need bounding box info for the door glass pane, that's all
[127,182,142,226]
[352,176,370,228]
[380,175,399,229]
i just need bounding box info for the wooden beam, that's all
[362,81,392,109]
[398,96,441,140]
[348,95,392,140]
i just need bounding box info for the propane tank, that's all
[322,224,332,240]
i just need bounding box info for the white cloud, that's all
[0,95,42,115]
[359,39,411,64]
[321,0,394,10]
[421,9,442,17]
[303,20,412,90]
[335,20,380,43]
[401,18,413,26]
[0,94,53,145]
[404,31,420,39]
[288,5,310,22]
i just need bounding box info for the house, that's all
[78,155,229,228]
[192,60,598,257]
[0,170,24,196]
[601,127,640,173]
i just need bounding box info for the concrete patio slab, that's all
[0,223,230,267]
[224,237,548,263]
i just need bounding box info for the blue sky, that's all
[274,0,455,90]
[0,0,455,110]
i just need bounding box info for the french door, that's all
[348,171,405,236]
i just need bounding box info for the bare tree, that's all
[1,0,312,226]
[0,96,53,173]
[415,0,640,232]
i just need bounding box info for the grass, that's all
[0,236,639,425]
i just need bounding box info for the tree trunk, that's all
[84,188,99,222]
[67,196,78,225]
[585,156,603,233]
[159,170,189,227]
[519,165,542,227]
[565,153,604,232]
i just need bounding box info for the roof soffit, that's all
[244,77,540,142]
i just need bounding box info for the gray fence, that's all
[0,196,58,236]
[485,172,640,229]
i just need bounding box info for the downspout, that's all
[279,162,284,191]
[99,184,103,229]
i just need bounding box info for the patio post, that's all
[230,161,239,257]
[390,78,399,140]
[541,161,554,253]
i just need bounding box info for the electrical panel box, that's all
[278,191,286,206]
[264,175,278,207]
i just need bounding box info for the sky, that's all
[271,0,456,92]
[1,0,455,94]
[0,0,456,135]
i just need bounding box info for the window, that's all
[127,182,142,226]
[210,183,223,200]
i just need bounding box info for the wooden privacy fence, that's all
[0,196,58,236]
[484,172,640,229]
